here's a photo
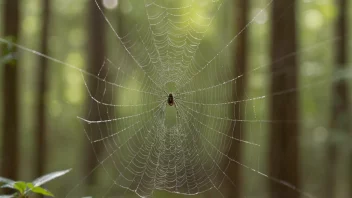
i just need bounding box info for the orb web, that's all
[63,0,338,197]
[64,0,318,197]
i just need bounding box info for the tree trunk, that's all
[327,0,350,197]
[269,1,299,198]
[36,0,50,180]
[83,0,106,185]
[224,0,249,197]
[1,0,20,193]
[117,3,124,35]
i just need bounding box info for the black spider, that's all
[167,93,174,106]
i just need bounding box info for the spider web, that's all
[0,0,350,197]
[66,0,320,197]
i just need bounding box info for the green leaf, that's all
[2,36,18,66]
[2,181,26,195]
[32,169,71,187]
[27,183,54,197]
[0,177,14,184]
[0,54,17,65]
[13,182,27,194]
[26,183,34,188]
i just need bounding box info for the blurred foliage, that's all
[0,169,71,197]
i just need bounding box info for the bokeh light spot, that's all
[304,9,324,30]
[102,0,119,10]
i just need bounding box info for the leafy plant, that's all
[1,36,18,66]
[0,169,71,198]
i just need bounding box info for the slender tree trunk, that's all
[1,0,20,192]
[36,0,50,180]
[327,0,350,197]
[224,0,249,197]
[269,1,299,198]
[84,0,106,185]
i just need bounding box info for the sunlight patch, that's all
[304,9,324,30]
[65,52,84,68]
[22,16,38,35]
[103,0,119,10]
[253,8,268,24]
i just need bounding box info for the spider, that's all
[167,93,174,106]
